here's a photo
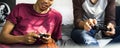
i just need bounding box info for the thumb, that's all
[107,25,110,29]
[31,32,40,38]
[93,19,97,25]
[107,23,112,29]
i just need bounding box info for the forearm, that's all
[0,34,23,44]
[74,19,85,29]
[73,0,84,29]
[105,0,115,26]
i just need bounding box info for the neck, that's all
[33,4,49,14]
[90,0,98,5]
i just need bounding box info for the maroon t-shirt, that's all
[1,3,62,47]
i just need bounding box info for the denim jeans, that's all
[107,26,120,44]
[71,26,120,46]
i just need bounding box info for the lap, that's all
[71,29,99,46]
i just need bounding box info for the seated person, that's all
[71,0,120,47]
[0,2,10,25]
[0,0,62,48]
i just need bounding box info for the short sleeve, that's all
[52,11,62,41]
[6,4,20,24]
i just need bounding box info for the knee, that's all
[71,29,85,44]
[70,29,99,45]
[71,29,83,40]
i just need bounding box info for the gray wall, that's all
[116,0,120,6]
[0,0,16,10]
[16,0,73,25]
[16,0,120,25]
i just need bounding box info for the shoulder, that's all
[50,8,61,14]
[12,3,33,12]
[49,8,62,20]
[15,3,33,8]
[50,8,62,18]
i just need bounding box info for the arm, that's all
[0,4,25,44]
[0,4,40,44]
[0,20,23,44]
[73,0,97,31]
[104,0,116,36]
[105,0,116,26]
[0,20,39,44]
[73,0,85,29]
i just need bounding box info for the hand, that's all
[84,18,97,31]
[104,23,115,36]
[22,32,40,44]
[40,33,54,43]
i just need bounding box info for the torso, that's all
[82,0,108,24]
[7,4,61,35]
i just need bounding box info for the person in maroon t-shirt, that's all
[0,0,62,48]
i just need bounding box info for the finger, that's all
[105,31,112,36]
[87,22,92,31]
[44,33,51,38]
[27,37,36,43]
[105,33,111,36]
[107,24,115,31]
[107,23,115,29]
[107,25,111,29]
[31,32,40,38]
[41,37,51,43]
[41,34,51,40]
[93,19,97,25]
[88,19,95,26]
[27,39,36,44]
[42,36,50,40]
[41,39,48,43]
[84,22,92,31]
[105,31,115,36]
[41,37,49,43]
[45,33,51,36]
[28,36,36,41]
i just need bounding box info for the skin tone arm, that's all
[0,20,39,44]
[83,19,97,31]
[0,20,54,44]
[0,0,55,44]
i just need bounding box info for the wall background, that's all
[14,0,120,25]
[0,0,16,10]
[116,0,120,6]
[16,0,73,25]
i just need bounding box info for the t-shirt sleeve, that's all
[6,4,20,24]
[52,12,62,41]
